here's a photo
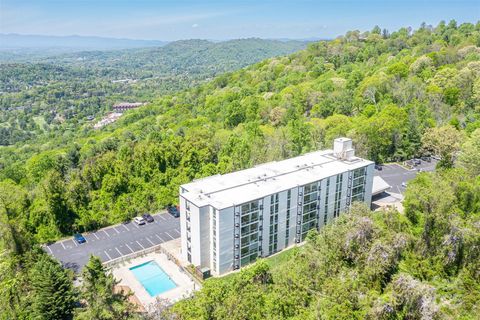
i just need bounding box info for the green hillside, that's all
[1,21,480,319]
[0,38,306,145]
[1,21,480,240]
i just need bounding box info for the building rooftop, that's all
[181,146,374,210]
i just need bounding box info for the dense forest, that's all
[1,21,480,319]
[0,38,306,145]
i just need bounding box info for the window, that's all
[351,167,366,203]
[323,178,330,225]
[285,189,292,246]
[212,209,217,270]
[269,193,280,254]
[301,182,319,240]
[333,174,343,218]
[239,200,260,267]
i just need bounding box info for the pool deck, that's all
[112,250,196,307]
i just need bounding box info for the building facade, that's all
[112,102,144,112]
[179,138,374,276]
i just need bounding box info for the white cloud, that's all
[192,23,199,28]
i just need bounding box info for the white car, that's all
[134,216,146,225]
[401,182,408,188]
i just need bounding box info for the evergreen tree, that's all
[29,254,75,320]
[76,255,135,320]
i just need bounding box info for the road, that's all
[45,212,180,273]
[374,159,437,195]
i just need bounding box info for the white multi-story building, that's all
[179,138,374,276]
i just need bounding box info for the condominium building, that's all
[179,138,374,276]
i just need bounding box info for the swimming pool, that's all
[129,260,177,297]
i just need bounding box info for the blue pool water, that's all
[129,261,177,297]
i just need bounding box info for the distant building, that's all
[112,102,144,112]
[93,112,122,129]
[179,138,375,276]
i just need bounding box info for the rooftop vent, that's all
[333,137,355,161]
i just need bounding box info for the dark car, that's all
[167,205,180,218]
[421,156,431,162]
[142,213,154,223]
[73,233,86,244]
[413,158,421,165]
[375,164,383,171]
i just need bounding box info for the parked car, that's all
[401,182,408,188]
[142,213,154,223]
[134,216,146,225]
[167,205,180,218]
[421,156,431,162]
[413,158,421,165]
[73,233,86,244]
[375,164,383,171]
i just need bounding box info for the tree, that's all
[76,255,136,320]
[421,125,464,168]
[287,118,312,156]
[29,254,76,320]
[458,128,480,176]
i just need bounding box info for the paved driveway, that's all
[375,159,437,194]
[45,212,180,273]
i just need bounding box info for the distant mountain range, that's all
[0,33,168,51]
[0,33,325,52]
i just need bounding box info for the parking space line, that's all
[72,239,78,247]
[122,224,129,231]
[113,227,120,234]
[174,228,180,234]
[165,232,174,240]
[146,237,155,246]
[46,246,53,254]
[104,250,112,260]
[61,241,66,249]
[115,247,122,256]
[136,240,145,249]
[132,223,139,229]
[103,230,110,237]
[155,234,164,242]
[93,233,100,240]
[125,244,134,253]
[159,215,166,221]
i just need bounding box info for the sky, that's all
[1,0,479,41]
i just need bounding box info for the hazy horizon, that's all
[0,32,326,42]
[1,0,478,41]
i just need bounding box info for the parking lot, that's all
[45,212,180,273]
[374,159,437,195]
